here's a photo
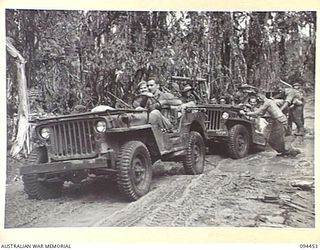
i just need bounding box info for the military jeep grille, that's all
[206,109,222,130]
[48,120,96,160]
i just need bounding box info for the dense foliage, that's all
[6,10,316,117]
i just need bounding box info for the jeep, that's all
[197,103,266,159]
[169,76,266,159]
[20,103,207,201]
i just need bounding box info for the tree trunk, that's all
[6,37,30,157]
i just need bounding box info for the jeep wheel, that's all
[22,147,63,199]
[227,124,250,159]
[116,141,152,201]
[183,131,205,175]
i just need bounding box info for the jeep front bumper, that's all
[20,153,116,175]
[208,130,229,137]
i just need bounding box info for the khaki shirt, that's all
[153,90,182,106]
[154,90,174,100]
[284,88,302,104]
[132,95,154,108]
[251,98,286,121]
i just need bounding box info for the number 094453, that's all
[300,244,318,248]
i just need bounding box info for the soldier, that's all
[136,80,148,94]
[130,80,174,131]
[292,82,305,128]
[132,77,183,131]
[179,84,197,115]
[147,78,182,107]
[244,92,300,157]
[248,96,258,107]
[132,81,154,109]
[210,97,217,104]
[147,78,189,129]
[234,84,258,105]
[218,96,227,105]
[246,95,268,134]
[72,105,87,113]
[181,84,196,103]
[280,85,304,136]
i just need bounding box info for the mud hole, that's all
[5,98,315,228]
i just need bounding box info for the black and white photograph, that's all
[4,8,316,231]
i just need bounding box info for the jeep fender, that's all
[179,111,208,140]
[105,125,161,161]
[189,120,208,141]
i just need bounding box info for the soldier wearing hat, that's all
[280,83,304,136]
[234,84,258,105]
[132,80,155,109]
[218,96,227,105]
[244,91,300,157]
[292,82,305,128]
[136,80,148,95]
[293,82,301,89]
[181,84,196,103]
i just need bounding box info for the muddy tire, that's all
[116,141,152,201]
[22,147,63,199]
[227,124,250,159]
[183,131,205,175]
[22,175,63,200]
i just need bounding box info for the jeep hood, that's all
[30,109,146,123]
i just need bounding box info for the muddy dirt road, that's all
[4,98,315,228]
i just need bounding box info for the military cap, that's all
[136,80,147,89]
[292,82,301,87]
[181,84,193,93]
[238,84,258,93]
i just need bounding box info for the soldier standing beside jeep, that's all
[292,82,305,130]
[280,85,304,136]
[244,92,300,157]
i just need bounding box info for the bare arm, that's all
[280,101,290,111]
[280,89,295,110]
[246,102,268,116]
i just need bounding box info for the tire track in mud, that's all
[5,179,125,228]
[6,147,314,228]
[215,154,315,227]
[93,175,195,226]
[94,163,234,227]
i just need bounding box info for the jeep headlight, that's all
[96,120,107,133]
[40,127,50,139]
[222,112,229,119]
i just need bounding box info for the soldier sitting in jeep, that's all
[20,77,208,202]
[132,79,180,131]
